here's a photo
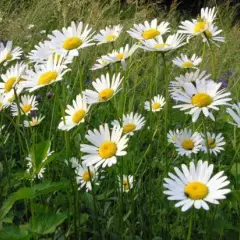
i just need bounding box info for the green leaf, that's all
[0,225,31,240]
[0,181,68,221]
[31,212,67,235]
[230,163,240,178]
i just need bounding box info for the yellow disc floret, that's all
[123,179,130,191]
[106,35,116,41]
[38,71,58,85]
[72,109,86,123]
[4,77,17,92]
[152,103,161,110]
[99,141,117,159]
[184,181,208,200]
[22,104,32,113]
[194,22,207,33]
[191,93,213,107]
[98,88,114,101]
[116,53,124,60]
[123,123,136,133]
[182,139,194,150]
[208,138,216,149]
[63,37,82,50]
[182,61,194,68]
[82,171,94,182]
[142,29,160,40]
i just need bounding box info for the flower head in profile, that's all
[172,79,231,122]
[84,72,123,104]
[144,94,165,112]
[127,19,170,41]
[118,175,133,193]
[171,128,202,157]
[22,55,70,92]
[201,132,225,156]
[139,34,186,52]
[172,54,202,69]
[0,41,23,66]
[112,112,145,136]
[102,44,138,69]
[23,115,45,127]
[202,24,225,46]
[227,103,240,127]
[91,56,110,71]
[58,94,90,131]
[11,95,38,116]
[80,123,129,169]
[48,21,95,56]
[94,25,122,45]
[163,160,231,211]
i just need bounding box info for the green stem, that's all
[200,42,206,71]
[119,157,124,236]
[186,209,194,240]
[202,115,211,163]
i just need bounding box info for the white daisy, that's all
[0,62,27,93]
[94,25,122,45]
[139,34,186,52]
[48,21,95,56]
[172,53,202,69]
[102,44,138,69]
[169,70,211,93]
[22,55,70,92]
[112,112,145,136]
[75,162,98,192]
[84,72,122,104]
[23,115,45,127]
[58,94,89,131]
[226,103,240,127]
[202,24,225,45]
[0,41,23,66]
[66,157,80,169]
[80,123,129,169]
[127,19,170,41]
[201,132,225,156]
[2,88,22,107]
[0,92,10,111]
[172,79,232,122]
[11,95,38,116]
[144,94,165,112]
[90,56,110,70]
[118,175,133,193]
[173,128,203,157]
[167,129,182,144]
[163,160,231,211]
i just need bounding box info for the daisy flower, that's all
[48,21,95,56]
[139,34,186,52]
[118,175,133,193]
[23,115,45,127]
[66,157,80,169]
[226,103,240,127]
[169,70,211,92]
[0,92,10,111]
[94,25,122,45]
[127,19,170,41]
[22,55,70,92]
[178,7,216,37]
[75,163,98,192]
[0,62,27,93]
[172,79,232,122]
[172,53,202,69]
[112,112,145,136]
[144,94,165,112]
[167,129,182,144]
[84,72,122,104]
[91,56,110,70]
[2,88,22,107]
[163,160,231,211]
[173,128,202,157]
[102,44,138,69]
[202,24,225,45]
[11,94,38,116]
[58,94,89,131]
[201,132,225,156]
[0,41,23,66]
[80,123,129,169]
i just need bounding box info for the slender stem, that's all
[202,115,211,163]
[119,157,124,236]
[186,209,194,240]
[200,42,206,71]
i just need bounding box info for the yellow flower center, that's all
[182,139,194,150]
[152,103,161,110]
[208,138,216,149]
[142,29,160,40]
[38,71,58,85]
[184,182,208,200]
[194,21,207,33]
[154,43,168,49]
[4,77,17,92]
[72,109,86,123]
[123,123,136,133]
[82,170,94,182]
[98,88,114,101]
[191,93,213,107]
[99,141,117,159]
[22,104,32,113]
[63,37,82,50]
[6,53,13,61]
[123,179,130,191]
[205,30,212,38]
[115,53,124,60]
[106,34,116,41]
[182,61,194,68]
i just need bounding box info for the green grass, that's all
[0,0,240,239]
